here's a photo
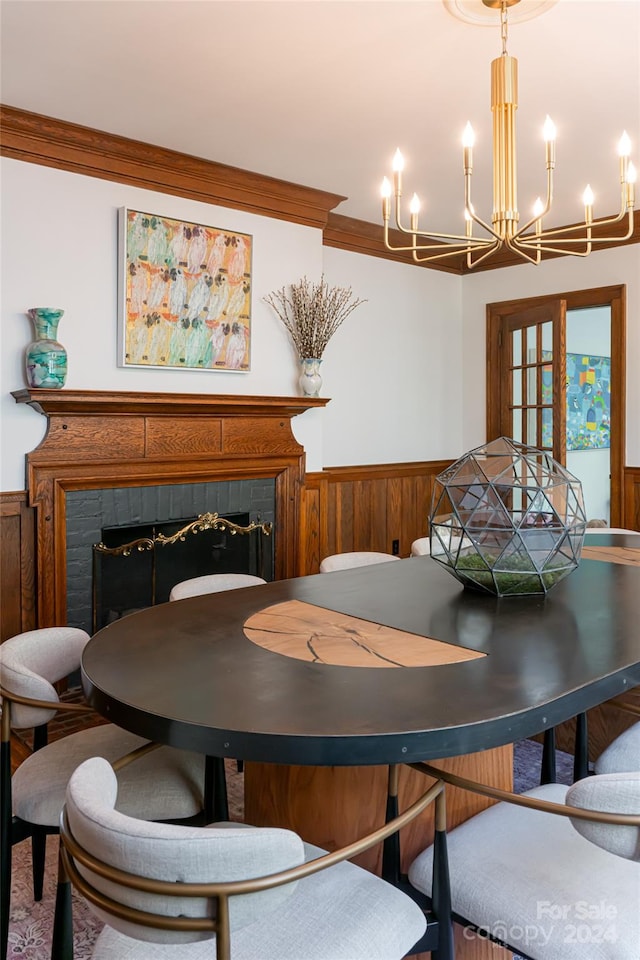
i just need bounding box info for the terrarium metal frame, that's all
[429,438,587,597]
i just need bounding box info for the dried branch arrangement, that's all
[264,275,366,359]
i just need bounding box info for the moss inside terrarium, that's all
[449,551,574,595]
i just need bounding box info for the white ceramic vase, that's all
[299,358,322,397]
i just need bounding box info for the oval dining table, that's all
[82,532,640,960]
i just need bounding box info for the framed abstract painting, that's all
[118,208,252,371]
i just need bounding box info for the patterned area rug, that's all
[7,741,573,959]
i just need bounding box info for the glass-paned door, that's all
[489,301,567,464]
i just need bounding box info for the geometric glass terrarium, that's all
[429,437,587,597]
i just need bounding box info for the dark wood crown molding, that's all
[0,105,346,229]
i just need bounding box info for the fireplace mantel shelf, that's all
[12,388,329,419]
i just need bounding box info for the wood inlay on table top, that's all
[243,599,486,668]
[581,545,640,567]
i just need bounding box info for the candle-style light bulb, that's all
[627,161,637,184]
[618,131,631,157]
[543,115,556,167]
[410,193,420,232]
[464,207,472,237]
[583,185,594,224]
[543,116,556,143]
[392,149,404,196]
[462,122,474,172]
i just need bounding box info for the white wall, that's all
[460,244,640,467]
[321,247,463,466]
[0,158,462,490]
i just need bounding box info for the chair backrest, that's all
[0,627,89,728]
[64,757,305,945]
[169,574,266,602]
[410,538,430,557]
[595,721,640,775]
[319,552,400,573]
[566,772,640,861]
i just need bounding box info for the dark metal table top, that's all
[82,534,640,766]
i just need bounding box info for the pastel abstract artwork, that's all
[118,208,252,371]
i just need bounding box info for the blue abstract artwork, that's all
[565,353,610,450]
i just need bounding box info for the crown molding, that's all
[0,105,346,229]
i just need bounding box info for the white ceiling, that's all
[2,0,639,233]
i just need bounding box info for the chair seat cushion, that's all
[12,724,204,825]
[408,783,640,960]
[89,840,426,960]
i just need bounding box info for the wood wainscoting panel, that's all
[0,492,36,641]
[299,461,451,575]
[623,466,640,531]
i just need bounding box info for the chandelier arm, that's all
[383,223,494,253]
[511,237,592,258]
[465,176,501,239]
[504,237,541,266]
[466,238,504,269]
[524,207,628,241]
[393,196,421,236]
[410,241,495,264]
[517,211,634,247]
[411,241,493,264]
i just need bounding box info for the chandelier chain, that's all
[500,1,509,56]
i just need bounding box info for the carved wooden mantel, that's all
[12,389,328,628]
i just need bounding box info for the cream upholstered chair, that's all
[59,756,432,960]
[0,627,205,960]
[319,552,400,573]
[595,721,640,774]
[410,538,431,556]
[168,573,267,789]
[408,766,640,960]
[169,573,266,602]
[585,527,640,535]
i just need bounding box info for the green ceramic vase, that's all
[25,308,67,389]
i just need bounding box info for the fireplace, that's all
[66,477,276,632]
[12,389,328,629]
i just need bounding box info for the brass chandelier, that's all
[380,0,636,268]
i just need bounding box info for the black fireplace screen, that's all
[92,512,273,631]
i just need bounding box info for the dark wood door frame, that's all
[487,285,626,527]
